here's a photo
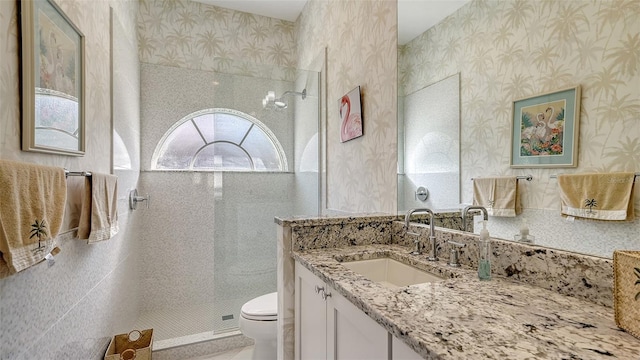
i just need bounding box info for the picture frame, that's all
[339,86,363,142]
[21,0,85,156]
[510,85,580,168]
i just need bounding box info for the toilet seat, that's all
[241,292,277,321]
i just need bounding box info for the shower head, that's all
[262,88,307,110]
[263,92,287,109]
[262,91,281,108]
[263,91,286,109]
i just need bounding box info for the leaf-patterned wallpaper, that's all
[296,0,398,214]
[400,0,639,215]
[138,0,298,81]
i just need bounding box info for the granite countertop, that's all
[293,244,640,359]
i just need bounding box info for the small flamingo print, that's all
[339,86,363,143]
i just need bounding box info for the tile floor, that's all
[185,345,254,360]
[134,298,243,341]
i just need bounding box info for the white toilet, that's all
[239,292,278,360]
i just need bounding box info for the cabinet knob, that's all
[315,285,324,294]
[321,291,332,300]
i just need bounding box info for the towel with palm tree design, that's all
[558,172,635,220]
[0,160,66,278]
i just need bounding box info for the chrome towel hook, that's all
[129,189,150,210]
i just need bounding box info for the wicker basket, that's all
[613,251,640,339]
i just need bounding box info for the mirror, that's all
[398,73,460,212]
[397,0,639,259]
[20,0,85,156]
[397,1,467,213]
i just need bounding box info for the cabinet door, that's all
[327,289,389,360]
[295,262,328,360]
[392,336,423,360]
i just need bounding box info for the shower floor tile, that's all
[134,299,247,341]
[135,303,216,341]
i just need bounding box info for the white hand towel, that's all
[473,176,521,217]
[78,173,119,243]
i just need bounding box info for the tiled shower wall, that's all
[136,171,303,315]
[0,0,141,359]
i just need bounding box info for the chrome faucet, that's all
[462,205,488,231]
[404,208,438,261]
[404,208,425,254]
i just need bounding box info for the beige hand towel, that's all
[0,160,66,276]
[558,172,635,220]
[78,173,119,243]
[473,176,521,217]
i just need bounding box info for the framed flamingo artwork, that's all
[339,86,363,143]
[510,85,581,168]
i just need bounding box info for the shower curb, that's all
[152,331,253,360]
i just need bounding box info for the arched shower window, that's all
[151,108,288,171]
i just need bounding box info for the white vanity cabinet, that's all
[295,261,390,360]
[295,261,425,359]
[295,261,328,359]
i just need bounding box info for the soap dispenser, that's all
[478,220,491,281]
[520,218,529,239]
[514,218,534,243]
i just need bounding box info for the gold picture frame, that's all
[21,0,85,156]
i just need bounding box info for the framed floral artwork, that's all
[510,85,580,168]
[339,86,363,142]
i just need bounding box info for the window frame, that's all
[151,108,289,172]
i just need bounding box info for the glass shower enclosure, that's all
[135,59,320,347]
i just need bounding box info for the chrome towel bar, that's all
[550,173,639,180]
[64,169,92,178]
[470,175,532,181]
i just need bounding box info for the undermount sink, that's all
[341,257,444,289]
